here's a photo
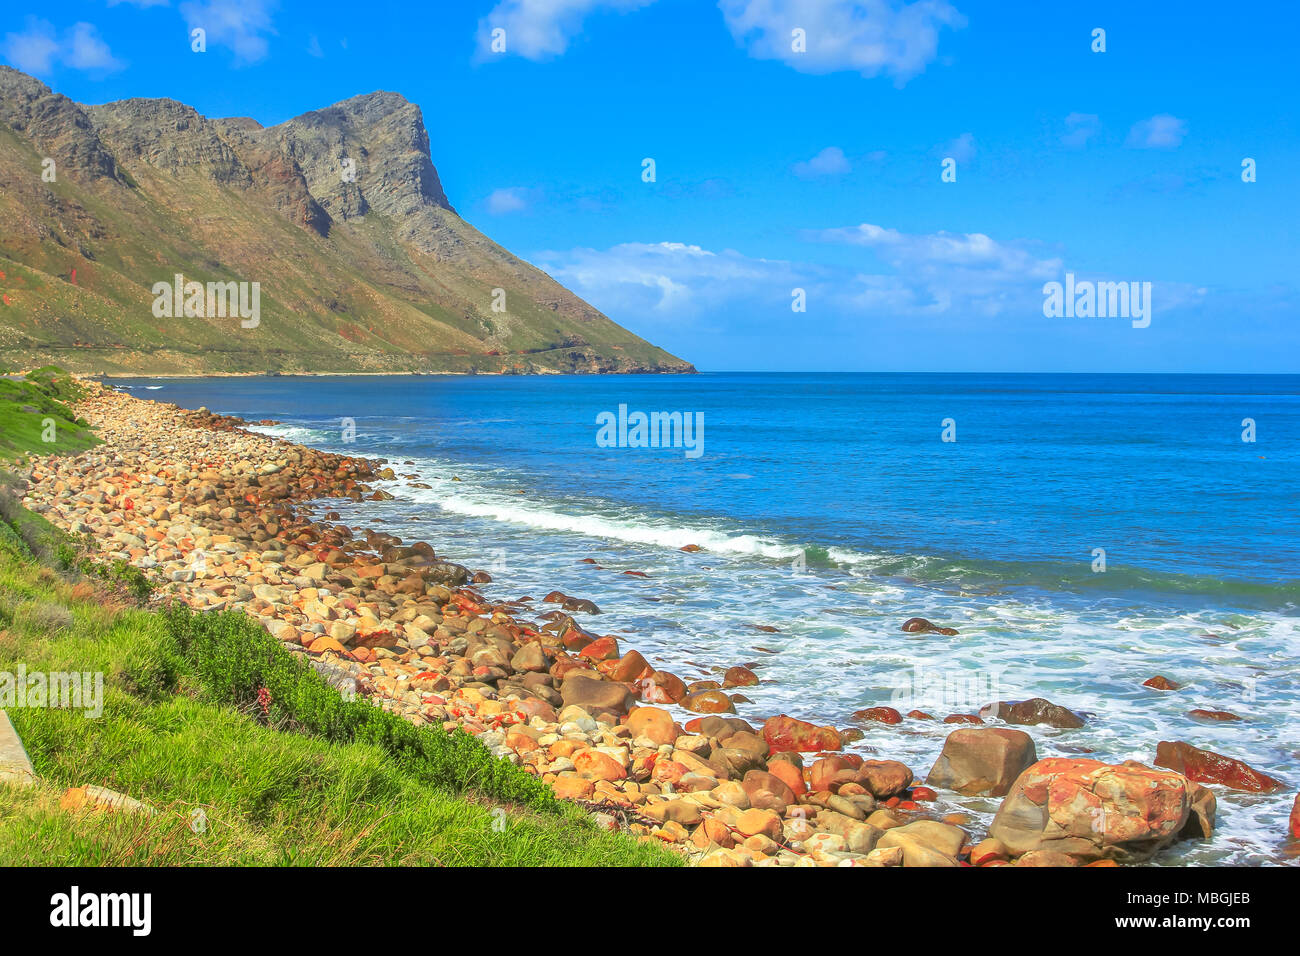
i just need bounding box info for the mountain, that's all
[0,67,693,375]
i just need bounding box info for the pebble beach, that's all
[15,380,1298,867]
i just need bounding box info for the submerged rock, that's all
[984,697,1085,729]
[1154,740,1284,793]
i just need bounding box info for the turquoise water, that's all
[113,373,1300,864]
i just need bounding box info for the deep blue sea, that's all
[112,372,1300,864]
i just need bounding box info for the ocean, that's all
[110,372,1300,864]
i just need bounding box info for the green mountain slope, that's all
[0,67,693,375]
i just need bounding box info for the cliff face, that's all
[0,67,693,375]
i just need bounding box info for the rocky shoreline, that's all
[15,381,1299,866]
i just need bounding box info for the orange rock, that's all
[573,749,627,782]
[551,775,596,800]
[680,690,736,714]
[577,636,620,662]
[308,635,350,657]
[969,838,1008,866]
[723,665,759,688]
[505,729,541,753]
[734,808,783,840]
[606,649,652,683]
[859,760,914,799]
[1155,741,1283,793]
[1188,709,1242,722]
[1290,794,1300,840]
[765,758,807,796]
[639,670,687,704]
[626,706,680,746]
[853,706,902,724]
[943,714,983,724]
[762,714,842,753]
[810,756,859,792]
[990,757,1194,863]
[651,760,689,787]
[550,739,586,758]
[1138,676,1180,691]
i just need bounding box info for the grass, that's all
[0,366,99,460]
[0,512,679,866]
[0,372,679,866]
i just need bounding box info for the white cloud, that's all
[1061,112,1100,149]
[719,0,965,83]
[179,0,278,64]
[942,131,975,163]
[2,19,123,75]
[1127,114,1187,149]
[485,187,538,214]
[65,22,125,72]
[537,241,805,320]
[538,223,1068,326]
[814,222,1059,275]
[478,0,659,60]
[793,146,851,178]
[2,19,59,74]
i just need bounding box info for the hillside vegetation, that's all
[0,67,693,376]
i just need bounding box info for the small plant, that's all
[24,600,74,634]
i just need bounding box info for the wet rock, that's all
[680,690,736,714]
[984,697,1085,729]
[1143,675,1180,691]
[901,617,959,636]
[723,665,759,688]
[605,649,652,683]
[576,635,620,662]
[989,758,1192,863]
[1187,709,1242,722]
[926,728,1038,797]
[1181,783,1217,839]
[1154,740,1284,793]
[853,706,902,725]
[639,669,687,704]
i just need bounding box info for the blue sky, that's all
[4,0,1297,372]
